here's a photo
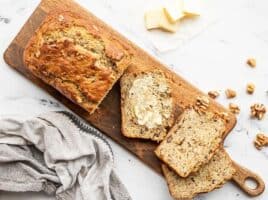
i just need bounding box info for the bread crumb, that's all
[246,83,255,94]
[254,133,268,150]
[225,89,236,99]
[250,103,266,120]
[247,58,256,68]
[229,103,240,114]
[208,91,219,99]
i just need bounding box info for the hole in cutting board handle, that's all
[245,177,258,190]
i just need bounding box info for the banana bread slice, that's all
[120,70,175,142]
[24,10,131,114]
[155,109,225,177]
[162,149,236,199]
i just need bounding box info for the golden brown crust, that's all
[23,10,131,114]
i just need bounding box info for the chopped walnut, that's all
[225,89,236,99]
[208,91,219,99]
[246,83,255,94]
[247,58,256,68]
[194,96,210,114]
[250,103,266,120]
[254,133,268,150]
[229,103,240,114]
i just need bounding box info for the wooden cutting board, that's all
[4,0,266,197]
[3,0,237,175]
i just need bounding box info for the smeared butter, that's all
[128,73,172,129]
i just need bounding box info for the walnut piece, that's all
[246,83,255,94]
[229,103,240,114]
[247,58,256,68]
[254,133,268,150]
[194,96,210,114]
[250,103,266,120]
[208,91,219,99]
[225,89,236,99]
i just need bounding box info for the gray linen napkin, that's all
[0,111,131,200]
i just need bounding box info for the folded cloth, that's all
[0,111,131,200]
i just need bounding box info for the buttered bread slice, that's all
[120,70,175,142]
[162,149,235,199]
[155,109,225,177]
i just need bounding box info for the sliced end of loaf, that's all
[162,149,236,199]
[155,109,225,177]
[120,70,174,142]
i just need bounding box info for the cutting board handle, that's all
[232,162,265,196]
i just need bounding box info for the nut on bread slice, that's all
[120,70,175,142]
[162,148,236,199]
[155,109,225,177]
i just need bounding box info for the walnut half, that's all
[194,96,210,114]
[208,90,219,99]
[246,83,255,94]
[250,103,266,120]
[229,103,240,114]
[247,58,256,68]
[254,133,268,150]
[225,89,236,99]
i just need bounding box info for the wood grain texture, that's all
[3,0,237,175]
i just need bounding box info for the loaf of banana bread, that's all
[24,10,131,114]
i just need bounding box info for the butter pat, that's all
[145,8,162,29]
[164,0,185,23]
[145,8,178,33]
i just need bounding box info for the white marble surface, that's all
[0,0,268,199]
